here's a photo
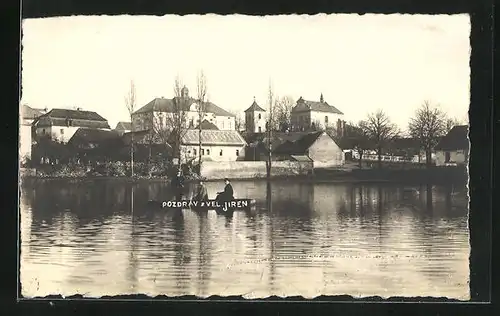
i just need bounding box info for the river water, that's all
[19,178,470,299]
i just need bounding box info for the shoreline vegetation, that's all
[20,162,467,185]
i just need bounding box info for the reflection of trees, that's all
[126,186,139,291]
[196,213,212,297]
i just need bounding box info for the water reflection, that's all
[20,178,469,299]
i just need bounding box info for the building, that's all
[434,125,469,166]
[67,128,122,162]
[244,97,267,133]
[290,94,345,135]
[114,121,132,135]
[19,104,44,162]
[179,129,247,163]
[131,87,236,133]
[272,131,345,168]
[32,108,111,143]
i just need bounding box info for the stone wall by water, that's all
[200,161,313,180]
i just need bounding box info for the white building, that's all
[434,125,469,166]
[19,104,45,162]
[132,87,236,133]
[244,98,267,133]
[32,108,111,143]
[290,94,345,134]
[179,126,247,163]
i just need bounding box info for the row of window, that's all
[188,148,240,157]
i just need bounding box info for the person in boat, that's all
[170,170,185,201]
[216,178,234,210]
[193,180,209,202]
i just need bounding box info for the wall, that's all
[200,160,313,180]
[435,150,467,166]
[181,144,246,163]
[308,132,345,167]
[19,124,32,161]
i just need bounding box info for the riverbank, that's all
[20,165,466,185]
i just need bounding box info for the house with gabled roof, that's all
[32,108,110,144]
[19,104,45,162]
[290,94,345,134]
[131,87,236,133]
[434,125,469,166]
[114,121,132,135]
[272,131,345,168]
[244,97,267,133]
[178,128,247,163]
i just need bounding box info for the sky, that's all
[21,14,471,130]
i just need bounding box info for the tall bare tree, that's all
[359,109,399,168]
[272,95,294,132]
[170,76,190,168]
[124,80,136,177]
[408,101,448,167]
[196,71,208,175]
[266,80,274,177]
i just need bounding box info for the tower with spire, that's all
[244,97,267,133]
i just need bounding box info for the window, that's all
[42,128,46,134]
[193,149,197,156]
[325,116,328,123]
[219,150,223,156]
[258,114,261,119]
[201,149,205,155]
[258,126,262,133]
[60,129,64,134]
[189,119,194,128]
[207,149,210,155]
[236,150,239,156]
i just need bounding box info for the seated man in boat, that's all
[216,178,234,211]
[170,170,185,201]
[193,180,209,202]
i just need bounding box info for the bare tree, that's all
[266,80,274,177]
[196,70,208,175]
[124,80,136,176]
[170,76,190,168]
[347,121,371,168]
[272,95,294,132]
[445,116,467,132]
[234,112,245,132]
[359,109,399,168]
[408,101,448,167]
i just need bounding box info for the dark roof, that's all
[273,131,324,155]
[244,100,266,112]
[33,108,110,129]
[121,130,154,144]
[292,97,343,114]
[133,97,235,117]
[181,130,246,146]
[195,119,219,130]
[434,125,469,151]
[21,104,44,120]
[115,121,132,130]
[68,128,121,145]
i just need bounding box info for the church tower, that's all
[244,97,267,133]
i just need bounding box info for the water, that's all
[19,178,470,299]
